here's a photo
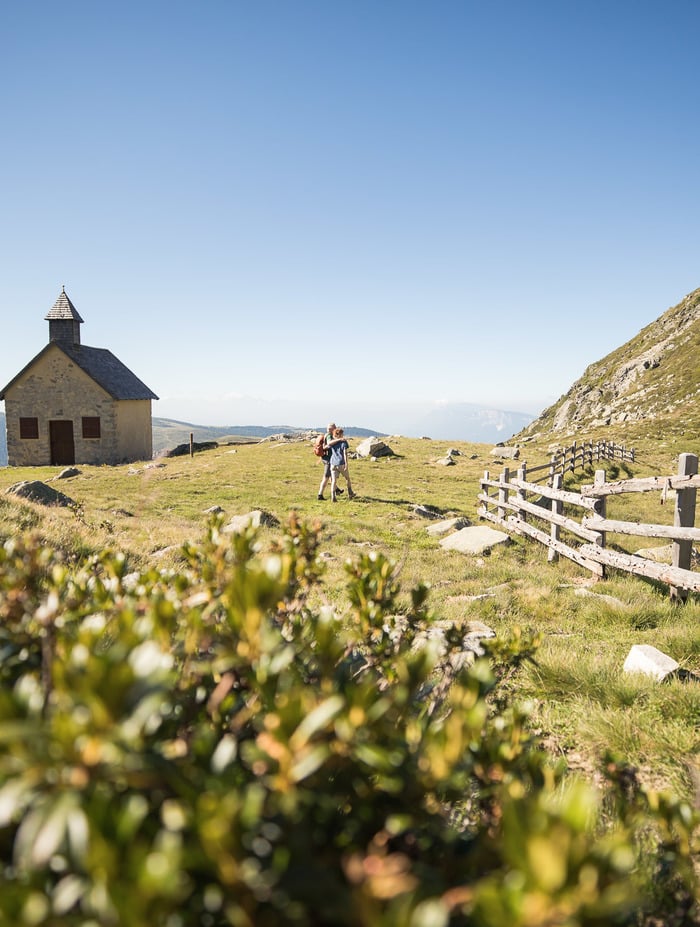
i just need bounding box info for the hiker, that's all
[328,427,356,502]
[317,422,343,501]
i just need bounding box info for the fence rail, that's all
[523,439,635,486]
[478,452,698,601]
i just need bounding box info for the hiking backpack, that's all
[313,434,326,457]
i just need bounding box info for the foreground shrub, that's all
[0,518,696,926]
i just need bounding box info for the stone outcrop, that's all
[223,510,280,533]
[166,441,218,457]
[425,517,471,537]
[439,526,510,554]
[523,288,700,435]
[623,644,679,681]
[6,481,74,507]
[355,437,394,458]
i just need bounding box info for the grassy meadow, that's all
[1,426,699,807]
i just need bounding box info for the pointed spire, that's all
[45,287,84,323]
[45,287,84,346]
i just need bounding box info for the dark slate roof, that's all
[45,287,84,323]
[0,343,159,401]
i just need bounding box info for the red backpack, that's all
[313,434,326,457]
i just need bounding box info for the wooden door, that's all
[49,420,75,465]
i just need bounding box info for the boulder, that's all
[57,467,80,479]
[356,437,394,458]
[166,441,218,457]
[425,517,471,537]
[6,481,74,507]
[490,446,520,459]
[413,504,443,519]
[635,544,674,564]
[436,456,456,466]
[623,644,679,681]
[223,509,280,533]
[439,526,510,555]
[574,588,629,609]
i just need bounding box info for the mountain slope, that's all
[521,287,700,437]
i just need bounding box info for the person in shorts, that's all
[328,428,356,502]
[317,422,344,500]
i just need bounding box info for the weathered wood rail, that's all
[524,439,635,487]
[478,452,698,601]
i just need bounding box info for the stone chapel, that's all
[0,288,158,466]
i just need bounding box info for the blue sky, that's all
[2,1,699,432]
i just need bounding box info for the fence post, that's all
[497,467,509,522]
[593,469,607,578]
[480,470,490,518]
[516,463,527,524]
[548,473,563,563]
[670,453,698,603]
[548,453,557,487]
[570,441,577,473]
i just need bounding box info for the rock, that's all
[574,588,628,609]
[623,644,679,681]
[166,441,218,457]
[635,544,674,564]
[112,508,134,517]
[413,504,443,519]
[446,448,461,457]
[57,467,80,479]
[425,517,471,537]
[439,526,510,555]
[490,446,520,459]
[152,546,180,559]
[204,505,225,514]
[223,509,280,533]
[144,462,166,470]
[6,481,74,507]
[356,437,394,458]
[436,456,456,466]
[387,616,496,661]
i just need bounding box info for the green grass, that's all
[1,429,699,805]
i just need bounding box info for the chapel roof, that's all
[0,290,158,401]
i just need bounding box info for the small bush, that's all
[0,519,696,926]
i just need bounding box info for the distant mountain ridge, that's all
[520,287,700,438]
[0,408,530,467]
[151,419,381,455]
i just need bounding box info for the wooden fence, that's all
[478,452,699,601]
[522,439,635,487]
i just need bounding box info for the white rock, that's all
[356,437,393,458]
[439,526,510,554]
[623,644,679,681]
[574,588,628,609]
[426,517,471,537]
